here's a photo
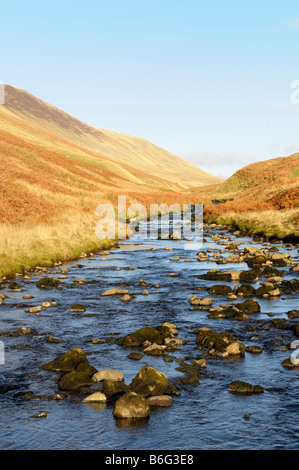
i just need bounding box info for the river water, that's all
[0,216,298,450]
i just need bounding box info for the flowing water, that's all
[0,216,298,450]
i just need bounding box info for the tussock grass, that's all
[208,209,299,239]
[0,211,114,277]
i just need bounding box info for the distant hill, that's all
[203,154,299,240]
[208,154,299,212]
[3,85,222,189]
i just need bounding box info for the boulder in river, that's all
[236,285,256,297]
[208,285,233,296]
[196,328,245,358]
[102,379,129,399]
[101,288,129,296]
[41,348,89,372]
[116,327,162,348]
[36,277,60,289]
[246,345,263,354]
[239,269,261,283]
[147,395,173,407]
[236,299,261,314]
[130,365,176,397]
[58,362,98,391]
[68,304,86,312]
[228,381,264,394]
[113,392,150,419]
[287,310,299,319]
[281,279,299,293]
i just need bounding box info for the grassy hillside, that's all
[203,154,299,240]
[0,87,214,276]
[4,85,222,189]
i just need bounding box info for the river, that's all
[0,215,298,450]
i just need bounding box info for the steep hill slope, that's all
[0,85,217,275]
[3,85,222,189]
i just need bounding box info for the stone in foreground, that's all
[113,392,150,419]
[41,348,88,372]
[228,380,264,395]
[130,365,176,397]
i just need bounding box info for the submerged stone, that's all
[36,277,60,289]
[228,380,264,394]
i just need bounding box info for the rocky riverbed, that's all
[0,216,298,450]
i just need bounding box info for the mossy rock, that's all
[236,285,256,297]
[234,312,250,321]
[198,271,232,282]
[287,310,299,319]
[239,269,261,283]
[41,348,89,372]
[155,325,174,341]
[281,357,299,369]
[116,327,162,348]
[256,284,278,297]
[247,255,270,268]
[196,328,218,346]
[127,352,144,360]
[175,362,200,386]
[113,392,150,419]
[246,345,263,354]
[8,282,22,290]
[102,379,129,399]
[36,277,60,289]
[58,362,97,391]
[220,306,240,319]
[207,311,226,319]
[130,365,175,397]
[270,318,291,330]
[262,266,283,278]
[236,299,261,314]
[208,285,233,296]
[68,304,86,312]
[228,380,264,394]
[291,324,299,337]
[282,279,299,293]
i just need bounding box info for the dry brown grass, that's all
[202,154,299,239]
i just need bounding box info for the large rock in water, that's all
[130,366,175,397]
[102,379,129,399]
[116,327,162,348]
[58,362,98,391]
[236,299,261,314]
[36,277,60,289]
[113,392,150,419]
[228,380,264,395]
[41,348,89,372]
[196,328,245,358]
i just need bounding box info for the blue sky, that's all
[1,0,299,177]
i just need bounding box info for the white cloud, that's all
[183,151,256,179]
